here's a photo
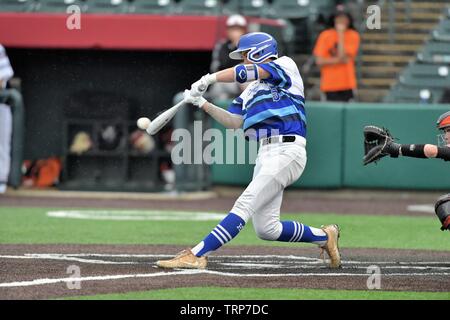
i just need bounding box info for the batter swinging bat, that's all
[146,85,206,135]
[146,99,185,135]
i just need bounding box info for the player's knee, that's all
[232,195,256,221]
[254,221,282,241]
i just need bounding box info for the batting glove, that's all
[183,89,207,108]
[190,73,217,97]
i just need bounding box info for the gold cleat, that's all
[156,249,207,269]
[320,224,342,269]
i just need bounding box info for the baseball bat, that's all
[146,99,185,135]
[146,85,205,135]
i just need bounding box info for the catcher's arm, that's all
[363,126,450,165]
[398,144,450,161]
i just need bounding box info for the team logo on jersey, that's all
[271,87,281,102]
[238,69,247,82]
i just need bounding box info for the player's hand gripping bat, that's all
[146,84,207,136]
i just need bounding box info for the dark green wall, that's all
[343,103,450,190]
[8,49,210,160]
[211,101,450,191]
[211,101,343,188]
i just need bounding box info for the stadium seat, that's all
[309,0,333,13]
[128,0,174,15]
[0,0,34,12]
[417,41,450,64]
[85,0,128,14]
[433,19,450,42]
[399,63,450,88]
[34,0,85,13]
[177,0,220,16]
[220,0,239,15]
[383,84,444,104]
[225,0,268,17]
[268,0,311,19]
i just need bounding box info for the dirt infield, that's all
[0,192,439,217]
[0,244,449,299]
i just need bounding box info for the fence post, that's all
[388,0,396,44]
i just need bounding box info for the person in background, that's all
[0,44,14,194]
[207,14,248,101]
[313,10,360,102]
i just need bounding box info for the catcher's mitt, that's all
[363,126,397,165]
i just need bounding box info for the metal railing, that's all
[0,89,24,188]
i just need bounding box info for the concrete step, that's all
[362,43,423,52]
[362,55,414,64]
[391,2,448,9]
[362,32,429,43]
[306,77,395,89]
[381,22,438,30]
[360,65,403,75]
[381,12,443,21]
[356,89,390,102]
[360,78,396,88]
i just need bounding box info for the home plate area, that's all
[0,245,449,299]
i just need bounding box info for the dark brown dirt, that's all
[0,194,437,217]
[0,244,449,299]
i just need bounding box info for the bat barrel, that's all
[146,99,185,135]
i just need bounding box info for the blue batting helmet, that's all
[229,32,278,63]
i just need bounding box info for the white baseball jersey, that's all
[228,56,306,140]
[0,44,14,188]
[229,56,308,240]
[0,45,13,88]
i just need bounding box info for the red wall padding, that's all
[0,13,282,50]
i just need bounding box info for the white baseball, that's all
[137,117,151,130]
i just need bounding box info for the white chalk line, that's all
[216,264,450,271]
[0,254,138,265]
[1,253,448,267]
[1,254,448,271]
[407,204,435,213]
[195,270,450,278]
[0,270,202,288]
[46,210,226,221]
[1,269,449,289]
[1,253,449,288]
[31,253,450,265]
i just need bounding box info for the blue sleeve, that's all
[259,62,292,89]
[227,97,244,116]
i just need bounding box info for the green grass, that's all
[0,207,449,251]
[67,287,450,300]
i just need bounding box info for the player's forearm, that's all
[214,68,236,83]
[396,144,450,161]
[202,102,243,129]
